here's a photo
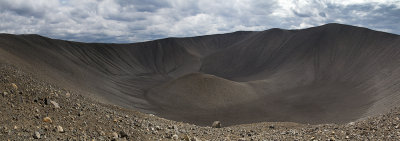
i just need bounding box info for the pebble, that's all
[65,92,70,98]
[33,131,41,139]
[172,134,179,140]
[50,100,60,108]
[167,125,176,129]
[119,131,128,138]
[212,121,221,128]
[183,134,190,141]
[192,137,201,141]
[11,83,18,90]
[57,125,64,133]
[112,132,119,139]
[99,131,106,136]
[155,126,162,130]
[269,125,275,129]
[44,98,49,105]
[3,91,8,97]
[43,117,52,123]
[348,122,355,126]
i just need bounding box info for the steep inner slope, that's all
[1,23,400,126]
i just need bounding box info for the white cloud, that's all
[329,0,400,7]
[0,0,399,43]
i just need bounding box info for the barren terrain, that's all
[1,23,400,140]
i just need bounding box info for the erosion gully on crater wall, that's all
[1,23,400,126]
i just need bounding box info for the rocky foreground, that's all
[0,63,400,141]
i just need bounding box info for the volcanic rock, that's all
[212,121,221,128]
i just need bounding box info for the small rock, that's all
[33,131,41,139]
[43,117,52,123]
[57,125,64,133]
[119,131,128,138]
[112,132,119,139]
[192,137,201,141]
[238,138,246,141]
[34,114,40,119]
[172,134,179,140]
[78,111,83,116]
[155,126,162,130]
[269,125,275,129]
[65,92,71,98]
[50,100,60,108]
[212,121,221,128]
[3,91,8,97]
[168,125,176,129]
[99,131,106,136]
[44,98,49,105]
[149,127,155,131]
[183,134,190,141]
[179,129,187,133]
[11,83,18,90]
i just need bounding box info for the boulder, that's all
[212,121,221,128]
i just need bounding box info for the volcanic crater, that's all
[1,23,400,126]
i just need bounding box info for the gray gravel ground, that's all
[1,63,400,140]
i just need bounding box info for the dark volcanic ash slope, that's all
[1,23,400,126]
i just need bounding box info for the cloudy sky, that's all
[0,0,399,43]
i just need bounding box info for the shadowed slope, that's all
[147,73,257,110]
[1,23,400,126]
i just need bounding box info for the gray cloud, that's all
[319,12,326,17]
[0,0,399,43]
[292,9,312,17]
